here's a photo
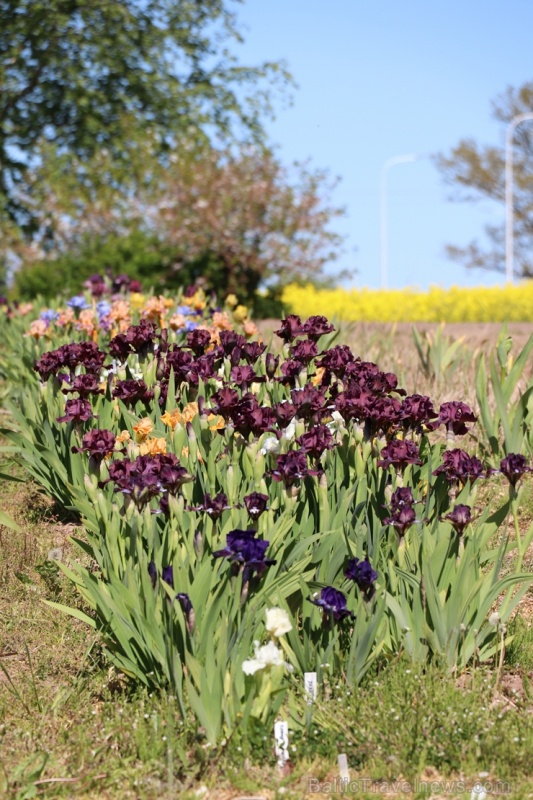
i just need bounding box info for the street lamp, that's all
[505,112,533,283]
[380,153,422,289]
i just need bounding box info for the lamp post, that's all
[505,112,533,283]
[380,153,421,289]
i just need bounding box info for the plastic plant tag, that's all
[338,753,350,782]
[274,720,289,767]
[304,671,317,704]
[470,784,487,800]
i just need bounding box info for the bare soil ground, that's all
[353,321,533,350]
[259,320,533,351]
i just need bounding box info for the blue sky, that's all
[235,0,533,290]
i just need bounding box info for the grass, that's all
[2,325,533,799]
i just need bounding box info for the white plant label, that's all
[304,671,318,704]
[274,720,289,766]
[338,753,350,782]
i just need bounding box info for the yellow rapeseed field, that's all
[281,282,533,322]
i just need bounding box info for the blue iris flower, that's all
[40,309,58,325]
[176,305,195,316]
[96,300,111,318]
[310,587,354,622]
[174,319,199,333]
[66,295,90,311]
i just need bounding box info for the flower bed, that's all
[3,276,533,746]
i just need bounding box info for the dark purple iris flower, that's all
[383,505,417,536]
[190,492,230,520]
[105,459,133,486]
[112,379,154,406]
[124,463,162,506]
[111,273,141,294]
[219,330,247,357]
[159,379,175,408]
[57,398,96,424]
[185,353,218,386]
[296,425,335,460]
[176,592,193,614]
[278,359,304,386]
[241,341,267,363]
[62,373,103,398]
[210,387,240,419]
[245,405,277,436]
[290,339,318,365]
[108,320,157,360]
[345,557,378,597]
[498,453,533,487]
[230,403,276,439]
[367,396,403,432]
[164,347,194,382]
[162,565,174,587]
[106,335,133,362]
[301,315,335,342]
[290,385,326,422]
[377,439,422,472]
[310,587,354,622]
[383,486,420,535]
[218,392,258,434]
[213,529,258,559]
[274,314,304,343]
[176,592,195,632]
[111,274,131,293]
[433,449,484,485]
[213,529,276,578]
[343,358,379,386]
[434,401,477,436]
[400,394,438,431]
[159,463,194,493]
[370,370,404,395]
[84,274,108,297]
[243,492,269,520]
[210,390,266,437]
[230,365,264,390]
[74,342,107,373]
[34,351,64,381]
[269,450,315,487]
[274,401,298,427]
[72,428,116,460]
[56,343,95,371]
[441,504,472,535]
[334,389,373,423]
[186,328,212,355]
[102,453,191,507]
[35,342,106,380]
[315,345,354,380]
[389,486,415,511]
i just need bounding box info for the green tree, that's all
[0,0,290,239]
[435,82,533,277]
[13,139,346,313]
